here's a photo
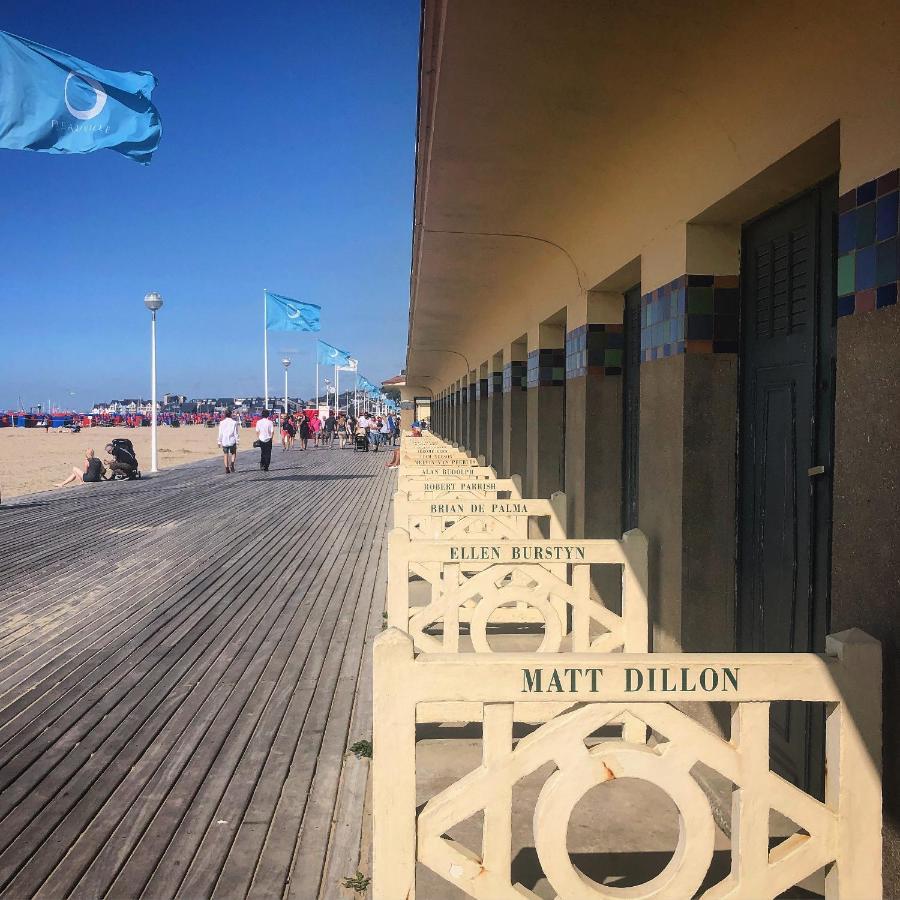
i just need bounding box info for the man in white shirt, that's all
[255,409,275,471]
[217,408,240,474]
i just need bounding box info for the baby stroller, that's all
[354,430,369,452]
[110,437,142,479]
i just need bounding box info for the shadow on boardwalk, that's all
[0,446,391,899]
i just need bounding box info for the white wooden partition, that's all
[397,476,524,507]
[393,492,566,540]
[398,466,497,490]
[372,627,883,900]
[388,531,649,658]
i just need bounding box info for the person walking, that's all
[298,414,311,450]
[380,415,392,451]
[323,411,336,447]
[282,414,296,451]
[337,413,349,449]
[310,412,322,447]
[256,410,274,471]
[217,408,240,473]
[387,412,399,446]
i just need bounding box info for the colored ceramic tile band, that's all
[837,169,899,317]
[502,361,527,393]
[487,371,503,396]
[640,274,739,362]
[565,323,624,378]
[526,348,565,388]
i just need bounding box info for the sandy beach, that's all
[0,424,257,500]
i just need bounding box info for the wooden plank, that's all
[0,444,394,898]
[254,482,392,899]
[315,493,389,899]
[150,475,388,897]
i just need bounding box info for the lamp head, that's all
[144,291,164,311]
[281,358,291,369]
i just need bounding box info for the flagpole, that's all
[263,289,269,409]
[335,364,340,414]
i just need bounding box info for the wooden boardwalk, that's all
[0,441,392,899]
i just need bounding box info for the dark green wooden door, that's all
[738,179,837,793]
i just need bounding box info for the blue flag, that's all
[317,340,352,366]
[0,31,162,164]
[266,291,320,332]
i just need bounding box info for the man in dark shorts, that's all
[217,408,240,473]
[105,441,138,479]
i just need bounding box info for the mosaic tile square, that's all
[855,245,876,291]
[876,282,898,308]
[686,314,714,340]
[875,236,898,286]
[855,202,876,248]
[875,192,899,241]
[857,179,877,205]
[877,170,899,197]
[854,289,876,314]
[714,287,740,317]
[713,315,738,341]
[837,253,855,296]
[839,190,857,214]
[687,286,714,314]
[838,210,857,255]
[836,294,856,317]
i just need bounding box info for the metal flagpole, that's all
[335,364,340,413]
[150,309,158,472]
[316,362,319,412]
[263,289,269,409]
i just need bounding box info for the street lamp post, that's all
[143,292,164,473]
[282,357,291,416]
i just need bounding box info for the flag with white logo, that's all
[0,31,162,164]
[317,340,352,366]
[266,291,321,332]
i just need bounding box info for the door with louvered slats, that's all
[738,179,837,794]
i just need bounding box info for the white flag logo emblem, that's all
[64,72,108,120]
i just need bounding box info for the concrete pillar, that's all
[455,380,464,445]
[476,363,488,462]
[638,224,739,654]
[525,320,566,499]
[502,339,527,480]
[564,292,624,540]
[486,351,504,473]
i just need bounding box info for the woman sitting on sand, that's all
[56,449,106,488]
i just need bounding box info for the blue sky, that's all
[0,0,417,410]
